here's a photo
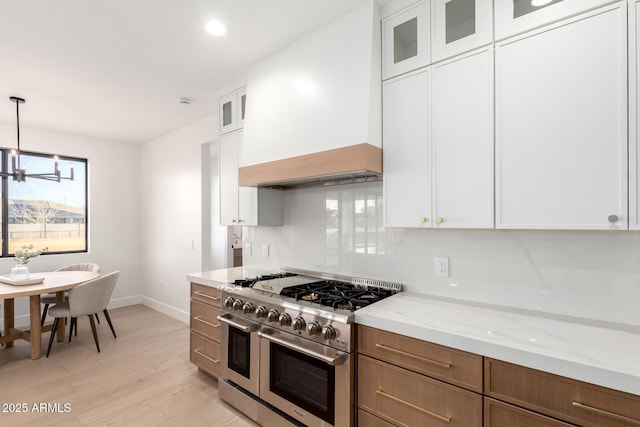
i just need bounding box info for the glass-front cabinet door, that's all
[432,0,492,62]
[494,0,612,40]
[237,86,247,129]
[382,1,429,80]
[219,86,246,134]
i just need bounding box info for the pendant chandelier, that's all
[3,96,74,182]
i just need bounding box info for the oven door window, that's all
[228,325,251,378]
[270,342,335,425]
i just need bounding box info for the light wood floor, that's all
[0,304,258,427]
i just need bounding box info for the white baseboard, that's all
[139,296,189,324]
[109,295,143,309]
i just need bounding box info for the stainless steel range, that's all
[217,267,402,427]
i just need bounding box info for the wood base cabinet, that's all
[189,283,222,378]
[357,325,482,426]
[485,397,576,427]
[485,358,640,427]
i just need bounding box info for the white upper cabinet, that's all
[383,68,431,227]
[219,86,246,135]
[219,132,240,225]
[494,0,613,41]
[630,0,640,230]
[431,0,493,63]
[382,1,430,80]
[384,47,493,229]
[432,47,494,228]
[219,131,283,226]
[495,4,627,230]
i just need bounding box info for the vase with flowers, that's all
[11,244,48,280]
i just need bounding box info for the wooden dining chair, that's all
[41,263,101,326]
[46,271,119,357]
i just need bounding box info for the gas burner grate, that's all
[280,281,396,311]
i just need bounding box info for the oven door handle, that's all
[258,330,348,366]
[217,313,259,333]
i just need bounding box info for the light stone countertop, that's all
[187,266,276,288]
[355,291,640,395]
[188,268,640,395]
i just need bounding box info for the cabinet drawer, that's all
[485,358,640,427]
[485,397,576,427]
[358,325,483,392]
[190,283,221,307]
[358,355,482,427]
[190,332,221,379]
[190,300,221,342]
[358,408,396,427]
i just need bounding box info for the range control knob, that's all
[321,324,337,340]
[267,309,280,322]
[292,317,306,331]
[255,306,268,319]
[307,321,322,336]
[232,299,243,311]
[223,296,235,308]
[242,302,254,315]
[278,312,292,327]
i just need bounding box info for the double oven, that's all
[215,270,400,427]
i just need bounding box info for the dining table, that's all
[0,270,101,359]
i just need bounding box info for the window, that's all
[1,150,88,256]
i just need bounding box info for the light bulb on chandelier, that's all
[4,96,74,182]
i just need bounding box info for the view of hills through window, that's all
[3,152,87,255]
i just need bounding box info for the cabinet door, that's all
[495,5,627,230]
[383,68,431,227]
[431,0,492,62]
[494,0,613,41]
[219,132,240,225]
[631,1,640,230]
[219,91,238,134]
[432,47,493,228]
[237,86,247,129]
[382,1,430,80]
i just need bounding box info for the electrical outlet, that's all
[245,243,252,256]
[262,244,270,257]
[435,257,449,278]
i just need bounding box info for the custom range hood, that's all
[239,1,382,189]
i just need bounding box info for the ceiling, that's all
[0,0,371,143]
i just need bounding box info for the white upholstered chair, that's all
[46,271,119,357]
[41,263,101,326]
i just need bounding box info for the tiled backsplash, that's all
[243,181,640,327]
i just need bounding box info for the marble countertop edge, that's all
[355,293,640,396]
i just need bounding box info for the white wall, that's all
[0,123,140,327]
[243,181,640,327]
[139,114,217,323]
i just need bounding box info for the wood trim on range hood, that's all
[238,143,382,188]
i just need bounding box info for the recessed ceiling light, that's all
[531,0,553,6]
[205,20,226,36]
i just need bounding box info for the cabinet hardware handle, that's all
[608,214,619,224]
[376,388,451,423]
[572,401,640,425]
[194,291,220,301]
[194,348,219,364]
[375,343,452,368]
[194,316,220,328]
[418,217,429,223]
[436,217,443,224]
